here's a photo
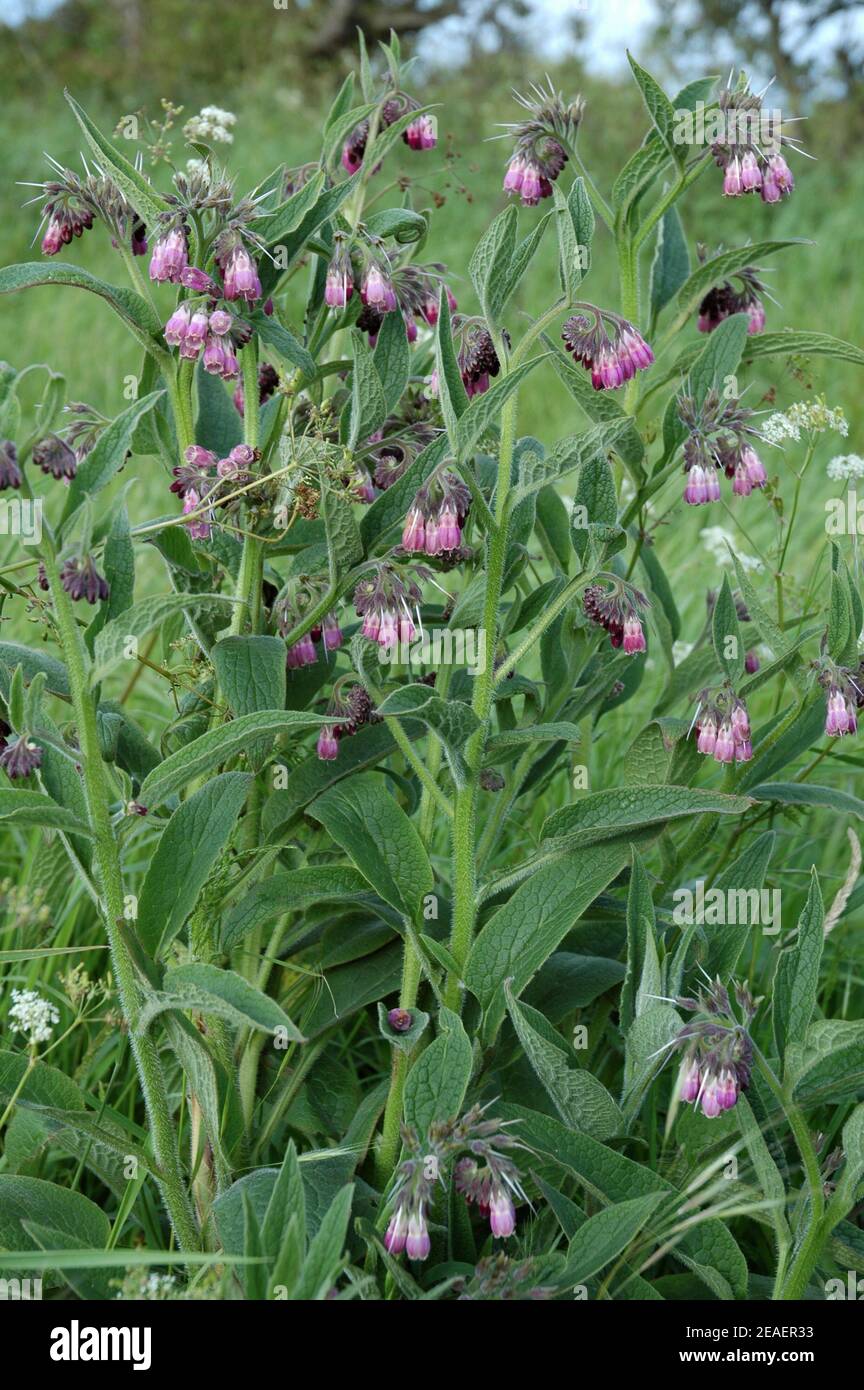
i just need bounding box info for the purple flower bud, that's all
[184,444,217,469]
[316,727,340,761]
[740,151,762,192]
[679,1057,702,1103]
[404,114,436,150]
[384,1208,408,1255]
[622,613,646,655]
[744,649,760,675]
[183,488,211,541]
[713,721,736,764]
[60,555,109,604]
[361,264,397,314]
[700,1078,723,1119]
[696,717,717,755]
[387,1007,413,1033]
[0,735,43,779]
[723,158,743,196]
[209,308,233,337]
[32,435,77,481]
[180,266,218,294]
[323,612,343,651]
[405,1209,431,1261]
[489,1188,516,1238]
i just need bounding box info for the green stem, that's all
[376,937,422,1185]
[444,353,518,1010]
[754,1048,826,1300]
[41,543,199,1251]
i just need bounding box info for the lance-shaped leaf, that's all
[220,866,374,951]
[138,709,334,806]
[307,771,433,917]
[773,868,824,1059]
[505,985,622,1139]
[675,240,809,318]
[373,309,410,414]
[435,283,469,447]
[626,53,681,162]
[63,390,165,520]
[563,1192,666,1286]
[139,963,305,1040]
[92,593,237,683]
[0,789,92,837]
[249,313,315,378]
[347,329,387,448]
[455,356,546,462]
[403,1007,473,1133]
[650,204,689,318]
[0,261,162,351]
[542,785,751,847]
[137,772,252,958]
[712,573,745,683]
[375,684,480,786]
[65,91,170,226]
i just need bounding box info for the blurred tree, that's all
[651,0,864,108]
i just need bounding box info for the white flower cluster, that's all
[760,399,849,446]
[185,157,211,180]
[700,526,763,572]
[8,988,59,1045]
[183,106,237,145]
[827,453,864,481]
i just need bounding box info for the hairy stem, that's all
[41,542,199,1251]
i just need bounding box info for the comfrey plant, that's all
[0,37,862,1304]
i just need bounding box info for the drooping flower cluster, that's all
[385,1105,528,1261]
[274,578,347,674]
[562,307,654,391]
[710,79,804,203]
[60,555,110,605]
[353,563,425,648]
[7,988,60,1046]
[500,80,583,206]
[401,467,471,558]
[29,155,143,258]
[668,979,758,1120]
[32,434,78,482]
[583,581,649,654]
[341,93,435,176]
[693,686,753,764]
[678,389,767,506]
[697,266,768,336]
[170,441,258,539]
[817,664,861,739]
[0,734,43,780]
[316,683,379,762]
[0,441,22,490]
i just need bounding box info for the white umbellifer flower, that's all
[183,106,237,145]
[699,526,763,572]
[760,399,848,446]
[185,157,210,179]
[827,454,864,481]
[8,988,60,1045]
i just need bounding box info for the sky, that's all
[1,0,657,72]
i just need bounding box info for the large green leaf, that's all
[138,709,333,806]
[307,771,433,917]
[403,1007,473,1133]
[137,772,252,958]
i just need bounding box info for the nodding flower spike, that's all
[149,226,188,284]
[221,244,261,303]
